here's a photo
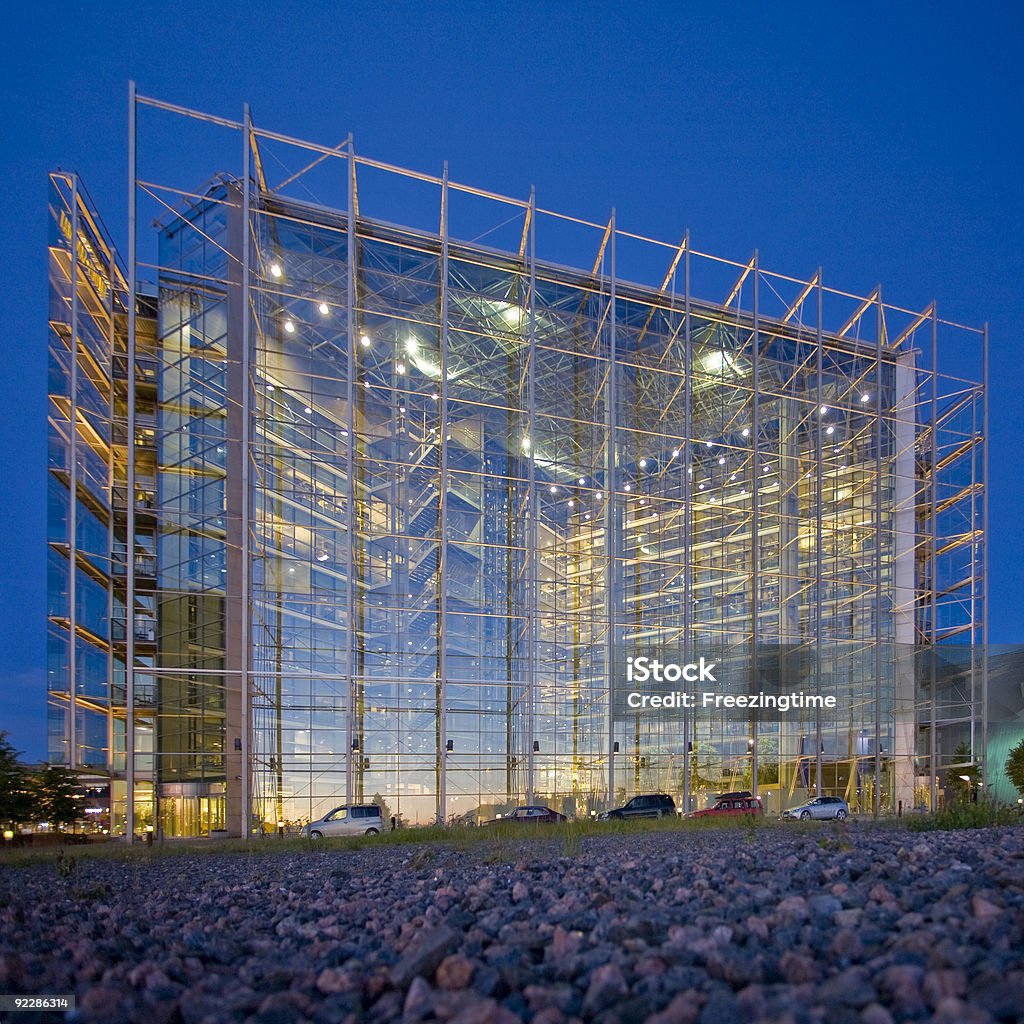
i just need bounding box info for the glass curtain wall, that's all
[72,93,984,836]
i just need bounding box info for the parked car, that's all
[602,794,676,820]
[783,796,849,821]
[302,804,383,838]
[689,792,763,818]
[481,805,567,826]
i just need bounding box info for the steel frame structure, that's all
[45,89,987,837]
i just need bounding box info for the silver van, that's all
[303,804,384,838]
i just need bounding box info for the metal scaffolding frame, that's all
[44,87,988,837]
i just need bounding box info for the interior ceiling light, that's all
[861,394,871,403]
[360,334,371,347]
[396,362,406,374]
[820,405,828,415]
[304,406,313,414]
[406,337,418,354]
[705,440,714,448]
[284,320,295,333]
[672,448,680,457]
[718,456,726,465]
[270,263,282,278]
[639,459,648,469]
[550,486,558,494]
[742,427,750,437]
[826,426,835,435]
[318,302,329,316]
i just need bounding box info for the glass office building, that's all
[46,92,988,837]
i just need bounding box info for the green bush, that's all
[906,801,1020,832]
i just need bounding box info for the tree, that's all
[370,793,407,828]
[0,731,32,829]
[1005,737,1024,800]
[30,765,81,830]
[945,742,979,804]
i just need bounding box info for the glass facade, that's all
[46,98,987,836]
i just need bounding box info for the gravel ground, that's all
[1,824,1023,1024]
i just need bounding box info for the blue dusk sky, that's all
[1,3,1021,760]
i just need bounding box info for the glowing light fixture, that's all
[284,320,295,333]
[318,302,329,316]
[270,263,282,278]
[360,334,371,347]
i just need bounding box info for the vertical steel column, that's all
[240,104,253,838]
[344,137,357,807]
[69,176,79,773]
[981,323,989,787]
[751,253,760,796]
[605,211,617,806]
[682,232,691,815]
[106,244,117,784]
[929,308,938,811]
[526,188,537,804]
[125,82,137,841]
[814,273,823,796]
[970,374,977,763]
[438,164,451,824]
[873,290,884,817]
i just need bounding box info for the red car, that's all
[688,792,763,819]
[481,805,567,825]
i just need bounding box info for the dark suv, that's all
[603,794,676,820]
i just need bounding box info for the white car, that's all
[302,804,383,838]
